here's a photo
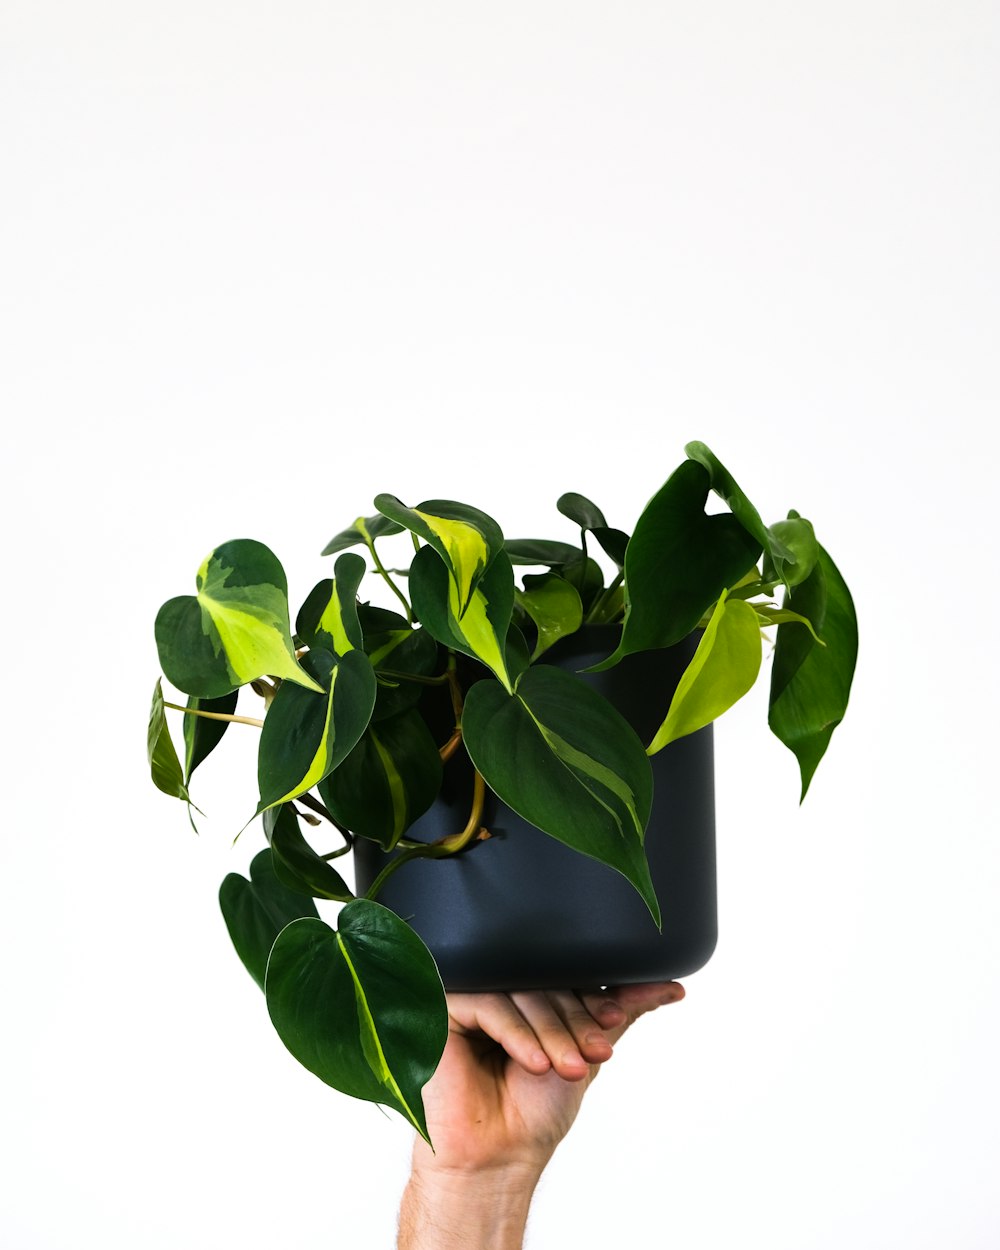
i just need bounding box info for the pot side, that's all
[353,626,718,991]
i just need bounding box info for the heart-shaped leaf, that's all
[769,543,858,799]
[296,552,366,655]
[409,544,514,692]
[321,512,403,557]
[219,848,320,990]
[256,648,377,814]
[265,903,448,1143]
[319,708,444,850]
[155,540,323,698]
[462,666,659,925]
[263,804,354,901]
[516,572,584,660]
[647,593,763,754]
[374,496,503,617]
[592,459,762,670]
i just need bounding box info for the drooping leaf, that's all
[183,690,239,784]
[319,708,443,850]
[409,544,514,692]
[296,552,366,655]
[219,848,319,990]
[263,804,354,901]
[147,679,194,804]
[505,538,582,567]
[321,512,403,557]
[265,903,448,1143]
[374,495,503,617]
[684,442,797,582]
[592,460,761,670]
[155,539,323,698]
[647,593,763,754]
[515,572,584,660]
[556,493,630,569]
[257,648,377,814]
[462,667,659,925]
[769,544,858,799]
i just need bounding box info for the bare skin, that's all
[397,982,685,1248]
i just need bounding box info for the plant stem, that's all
[363,769,487,901]
[295,792,354,843]
[163,701,263,728]
[377,668,451,687]
[364,535,413,624]
[584,570,625,625]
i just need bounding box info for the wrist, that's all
[398,1159,544,1250]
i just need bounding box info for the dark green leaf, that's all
[561,555,605,615]
[769,544,858,799]
[557,492,608,531]
[322,513,403,557]
[265,903,448,1142]
[505,538,582,567]
[409,545,514,692]
[257,648,377,813]
[296,552,366,655]
[462,667,659,925]
[263,804,354,901]
[155,539,323,698]
[147,679,193,804]
[593,460,761,669]
[319,709,444,850]
[183,690,239,784]
[219,848,319,990]
[359,608,440,723]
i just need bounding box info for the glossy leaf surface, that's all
[257,648,377,813]
[462,667,659,924]
[505,538,582,567]
[265,903,448,1142]
[409,545,514,692]
[359,606,440,723]
[769,544,858,799]
[296,552,366,655]
[763,513,819,588]
[264,803,354,901]
[319,709,443,849]
[155,539,323,698]
[595,460,762,668]
[647,593,763,754]
[556,493,629,568]
[219,848,319,990]
[515,572,584,660]
[375,495,503,616]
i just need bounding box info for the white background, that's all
[2,2,997,1247]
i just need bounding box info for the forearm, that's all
[397,1163,544,1250]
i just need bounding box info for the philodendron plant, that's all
[148,441,857,1144]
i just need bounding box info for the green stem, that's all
[377,667,451,687]
[364,536,413,624]
[163,701,263,728]
[584,570,625,625]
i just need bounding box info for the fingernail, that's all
[585,1032,613,1050]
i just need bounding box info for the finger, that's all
[509,991,594,1080]
[596,981,685,1043]
[546,990,617,1066]
[446,992,552,1075]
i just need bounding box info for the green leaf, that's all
[763,512,819,588]
[593,460,761,670]
[265,903,448,1143]
[556,493,629,568]
[219,848,319,990]
[769,544,858,799]
[183,691,239,784]
[155,539,324,698]
[321,512,403,557]
[147,679,194,804]
[374,495,503,617]
[257,648,377,814]
[684,442,797,582]
[359,606,440,723]
[462,667,659,925]
[319,709,444,850]
[409,545,514,692]
[647,593,763,754]
[561,555,606,615]
[515,572,584,660]
[263,804,354,901]
[505,538,583,567]
[296,552,366,655]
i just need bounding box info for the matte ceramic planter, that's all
[353,626,717,991]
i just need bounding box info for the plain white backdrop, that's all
[2,2,997,1246]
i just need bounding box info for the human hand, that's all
[398,982,684,1248]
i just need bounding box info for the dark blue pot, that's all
[353,626,717,991]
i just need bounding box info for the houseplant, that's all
[147,441,857,1143]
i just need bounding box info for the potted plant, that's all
[147,441,857,1144]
